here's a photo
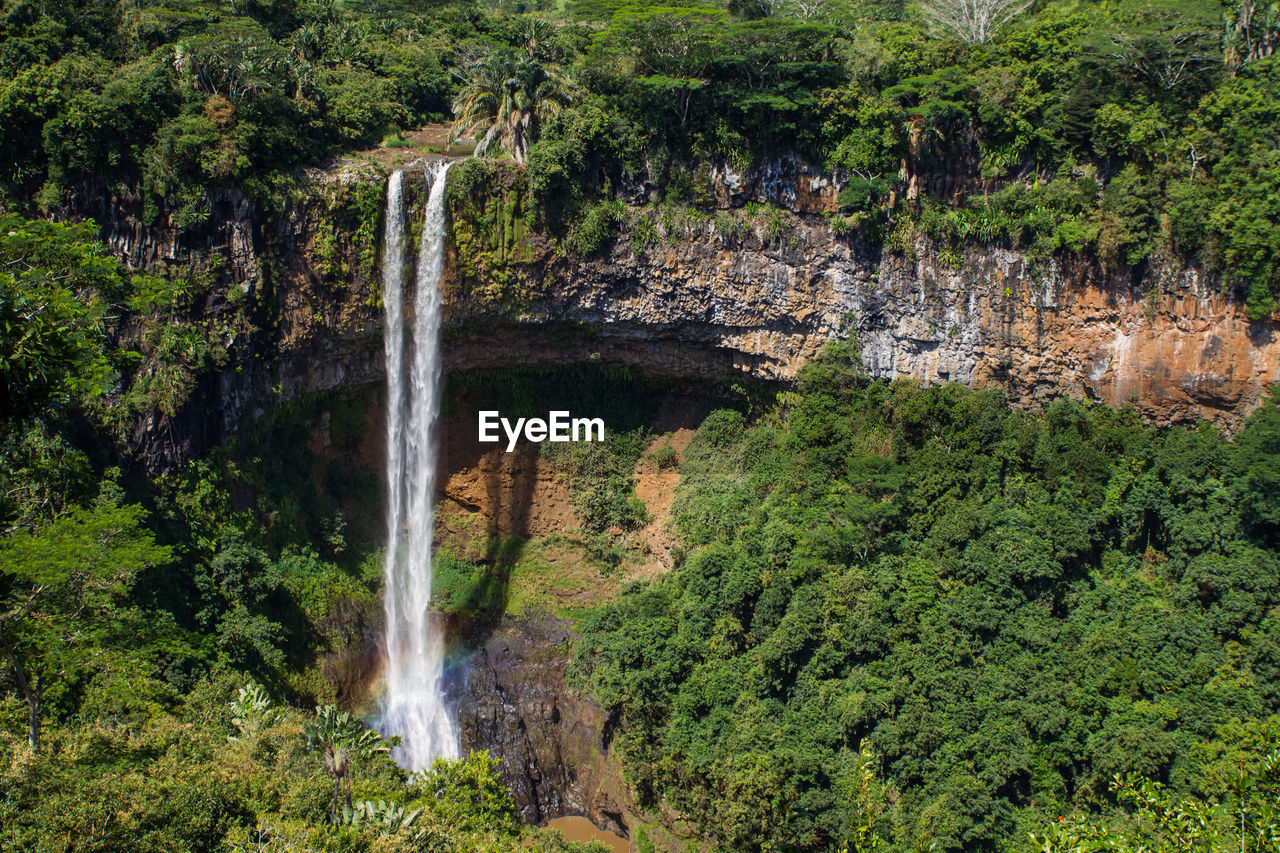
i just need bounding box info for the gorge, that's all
[64,150,1280,844]
[6,2,1280,848]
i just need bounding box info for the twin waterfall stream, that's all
[378,161,459,771]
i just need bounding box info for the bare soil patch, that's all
[629,428,693,580]
[355,122,478,168]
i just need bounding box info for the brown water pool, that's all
[547,816,629,852]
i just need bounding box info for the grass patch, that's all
[432,534,634,623]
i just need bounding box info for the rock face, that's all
[94,155,1271,447]
[447,223,1280,429]
[452,616,631,836]
[864,251,1277,424]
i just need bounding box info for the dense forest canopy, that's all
[2,0,1280,851]
[574,344,1280,850]
[0,0,1278,304]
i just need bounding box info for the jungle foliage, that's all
[3,0,1280,850]
[574,342,1280,851]
[3,0,1279,307]
[0,674,607,852]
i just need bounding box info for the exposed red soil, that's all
[436,412,577,550]
[630,428,693,579]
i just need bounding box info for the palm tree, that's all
[450,49,574,165]
[304,705,391,822]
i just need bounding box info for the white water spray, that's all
[380,161,458,771]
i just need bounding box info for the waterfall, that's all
[380,160,459,771]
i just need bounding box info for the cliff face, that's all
[452,616,632,835]
[446,215,1279,429]
[94,155,1271,448]
[865,252,1274,421]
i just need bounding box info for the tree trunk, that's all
[0,628,38,749]
[26,681,40,749]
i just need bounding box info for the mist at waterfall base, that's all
[378,161,460,772]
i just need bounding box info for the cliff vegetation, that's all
[2,0,1278,312]
[3,0,1280,851]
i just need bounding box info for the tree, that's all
[173,22,295,103]
[0,502,170,748]
[591,6,725,126]
[0,214,119,418]
[196,532,288,676]
[450,50,574,165]
[1030,754,1280,852]
[1099,0,1221,93]
[916,0,1030,43]
[304,705,391,822]
[1224,0,1280,73]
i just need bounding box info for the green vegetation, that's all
[0,214,117,418]
[0,0,453,216]
[3,0,1277,307]
[434,535,635,622]
[4,0,1280,850]
[0,214,606,850]
[447,159,536,298]
[0,501,171,749]
[543,428,652,535]
[450,48,575,164]
[574,342,1280,851]
[0,674,605,851]
[1029,755,1280,852]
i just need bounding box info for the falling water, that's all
[380,160,459,771]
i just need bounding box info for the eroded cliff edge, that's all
[98,154,1275,455]
[447,220,1274,427]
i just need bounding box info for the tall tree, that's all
[0,502,170,748]
[916,0,1030,43]
[450,50,574,164]
[592,6,725,126]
